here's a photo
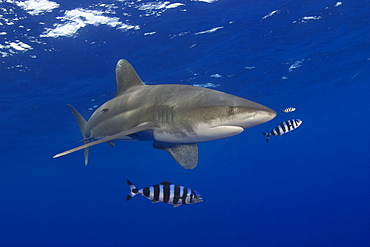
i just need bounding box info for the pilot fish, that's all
[281,107,296,113]
[126,180,203,207]
[263,119,302,142]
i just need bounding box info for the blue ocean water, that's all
[1,0,369,246]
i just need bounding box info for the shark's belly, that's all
[152,125,244,143]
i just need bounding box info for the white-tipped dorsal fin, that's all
[115,59,145,97]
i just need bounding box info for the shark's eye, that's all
[228,106,235,114]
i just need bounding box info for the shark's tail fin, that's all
[126,179,139,201]
[263,132,271,143]
[67,104,90,165]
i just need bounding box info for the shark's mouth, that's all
[236,110,276,129]
[205,125,245,138]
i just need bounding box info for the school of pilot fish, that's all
[263,107,302,143]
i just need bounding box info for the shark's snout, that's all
[243,108,276,128]
[258,108,277,121]
[226,104,276,129]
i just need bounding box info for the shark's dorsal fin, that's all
[115,59,145,97]
[153,142,198,169]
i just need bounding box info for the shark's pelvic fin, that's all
[107,141,115,147]
[53,122,157,159]
[115,59,145,97]
[67,104,90,165]
[153,142,198,169]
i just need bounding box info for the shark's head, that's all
[176,89,277,142]
[209,104,277,129]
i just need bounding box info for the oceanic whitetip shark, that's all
[53,59,276,169]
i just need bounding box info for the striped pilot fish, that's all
[263,119,302,142]
[281,107,296,113]
[126,180,203,207]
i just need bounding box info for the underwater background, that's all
[1,0,369,246]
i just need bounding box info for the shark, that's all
[53,59,276,169]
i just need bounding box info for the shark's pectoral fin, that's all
[53,122,156,159]
[153,142,198,169]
